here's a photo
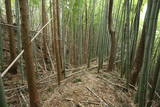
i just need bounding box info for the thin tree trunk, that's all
[0,73,7,107]
[50,0,56,58]
[87,0,96,68]
[125,0,131,89]
[19,0,41,106]
[52,0,65,85]
[42,0,48,62]
[5,0,17,74]
[84,0,88,64]
[147,53,160,107]
[130,0,153,85]
[15,0,24,82]
[138,0,160,106]
[107,0,116,72]
[130,0,143,65]
[0,2,3,70]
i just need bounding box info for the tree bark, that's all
[84,1,88,64]
[138,0,160,105]
[107,0,116,72]
[130,0,153,86]
[147,53,160,107]
[52,0,65,85]
[42,0,48,62]
[19,0,41,106]
[0,73,7,107]
[5,0,17,74]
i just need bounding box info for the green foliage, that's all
[72,78,82,83]
[47,87,54,92]
[30,0,39,5]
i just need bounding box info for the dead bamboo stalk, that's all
[86,87,109,107]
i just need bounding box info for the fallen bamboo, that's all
[86,86,109,107]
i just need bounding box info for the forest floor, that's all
[4,64,136,107]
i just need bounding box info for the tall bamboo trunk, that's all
[147,53,160,107]
[107,0,116,72]
[130,0,153,85]
[5,0,17,74]
[0,2,3,70]
[0,73,7,107]
[138,0,160,106]
[19,0,41,106]
[83,1,88,64]
[52,0,65,85]
[42,0,48,62]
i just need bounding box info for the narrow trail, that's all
[43,68,136,107]
[4,64,136,107]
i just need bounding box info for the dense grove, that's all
[0,0,160,107]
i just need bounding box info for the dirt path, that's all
[43,69,136,107]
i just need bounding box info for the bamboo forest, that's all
[0,0,160,106]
